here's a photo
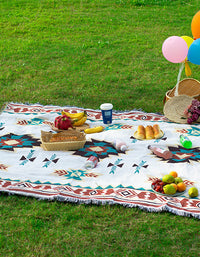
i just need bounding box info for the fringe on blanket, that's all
[1,101,163,116]
[3,191,200,220]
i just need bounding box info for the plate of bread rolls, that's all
[134,124,163,140]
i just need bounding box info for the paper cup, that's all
[100,103,113,124]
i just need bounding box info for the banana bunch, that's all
[61,110,87,127]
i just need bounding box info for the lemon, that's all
[188,187,199,198]
[163,184,176,195]
[162,174,175,184]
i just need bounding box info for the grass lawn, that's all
[0,0,200,256]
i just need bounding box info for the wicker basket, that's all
[41,130,86,151]
[163,95,194,123]
[164,78,200,103]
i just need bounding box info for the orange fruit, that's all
[169,171,178,178]
[171,183,177,191]
[177,182,186,192]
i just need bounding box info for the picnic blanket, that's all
[1,103,200,219]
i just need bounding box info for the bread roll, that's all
[153,124,163,139]
[145,125,154,140]
[50,135,78,142]
[136,125,145,139]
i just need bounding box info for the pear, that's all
[163,184,176,195]
[188,187,199,198]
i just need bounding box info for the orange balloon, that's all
[191,11,200,39]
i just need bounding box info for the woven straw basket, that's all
[41,130,86,151]
[163,95,194,124]
[164,78,200,103]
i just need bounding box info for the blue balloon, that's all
[188,38,200,65]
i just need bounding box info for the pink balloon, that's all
[162,36,188,63]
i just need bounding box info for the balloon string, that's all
[174,62,184,96]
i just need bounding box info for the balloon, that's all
[191,11,200,39]
[188,38,200,65]
[181,36,194,49]
[181,36,194,61]
[162,36,188,63]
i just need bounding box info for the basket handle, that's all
[163,95,167,105]
[174,62,184,96]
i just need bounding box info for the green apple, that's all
[162,174,175,184]
[174,177,183,184]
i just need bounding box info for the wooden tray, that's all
[50,123,90,132]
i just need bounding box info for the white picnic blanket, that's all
[0,103,200,219]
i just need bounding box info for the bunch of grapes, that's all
[152,179,166,194]
[184,99,200,124]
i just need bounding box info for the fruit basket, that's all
[41,130,86,151]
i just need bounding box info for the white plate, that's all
[134,130,164,140]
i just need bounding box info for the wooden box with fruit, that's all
[41,112,87,151]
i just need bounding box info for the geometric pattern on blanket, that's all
[1,102,200,219]
[73,139,125,159]
[0,133,41,151]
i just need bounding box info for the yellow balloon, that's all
[181,36,194,49]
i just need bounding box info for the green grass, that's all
[0,0,200,256]
[1,194,200,256]
[1,0,199,113]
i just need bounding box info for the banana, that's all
[84,126,104,134]
[61,110,86,120]
[73,114,87,127]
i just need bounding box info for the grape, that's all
[152,179,166,194]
